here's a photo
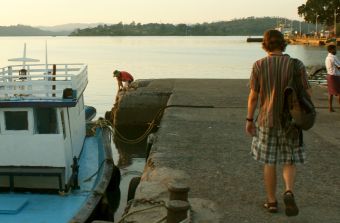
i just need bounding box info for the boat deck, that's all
[0,134,100,223]
[0,63,87,106]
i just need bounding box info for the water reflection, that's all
[287,44,327,66]
[115,139,147,168]
[112,136,147,220]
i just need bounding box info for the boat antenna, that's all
[23,43,27,68]
[45,41,48,74]
[8,43,40,68]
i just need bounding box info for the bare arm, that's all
[116,78,123,90]
[246,89,258,136]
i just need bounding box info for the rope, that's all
[112,105,164,144]
[116,198,192,223]
[90,118,114,136]
[84,118,114,182]
[120,170,143,177]
[117,199,166,223]
[113,104,216,144]
[83,158,111,182]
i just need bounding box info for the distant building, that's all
[275,20,293,38]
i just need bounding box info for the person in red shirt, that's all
[113,70,134,91]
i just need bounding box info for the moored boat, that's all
[0,46,120,223]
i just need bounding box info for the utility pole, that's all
[315,14,318,38]
[299,21,302,36]
[335,9,337,37]
[308,22,310,34]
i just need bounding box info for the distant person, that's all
[325,44,340,112]
[246,30,311,216]
[18,68,27,80]
[113,70,134,91]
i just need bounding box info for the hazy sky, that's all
[1,0,306,26]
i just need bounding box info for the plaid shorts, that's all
[251,126,306,164]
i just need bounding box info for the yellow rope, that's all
[112,107,164,144]
[90,118,114,136]
[117,201,166,223]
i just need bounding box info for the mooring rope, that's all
[112,106,163,144]
[112,104,217,144]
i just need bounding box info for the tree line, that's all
[69,17,311,36]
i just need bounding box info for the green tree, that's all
[69,17,310,36]
[298,0,340,26]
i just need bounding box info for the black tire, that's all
[309,68,327,80]
[107,165,121,191]
[127,177,141,202]
[145,142,152,161]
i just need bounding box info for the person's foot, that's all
[263,201,278,213]
[283,191,299,216]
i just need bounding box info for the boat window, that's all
[34,108,58,134]
[60,110,66,139]
[5,111,28,130]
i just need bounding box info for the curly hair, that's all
[262,29,287,52]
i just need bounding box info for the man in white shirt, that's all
[325,44,340,112]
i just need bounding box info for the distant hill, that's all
[38,23,107,34]
[70,17,310,36]
[0,24,66,36]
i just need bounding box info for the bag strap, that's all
[291,58,304,98]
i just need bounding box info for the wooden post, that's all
[52,64,56,97]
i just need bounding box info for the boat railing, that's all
[0,63,88,100]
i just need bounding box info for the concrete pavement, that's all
[115,79,340,223]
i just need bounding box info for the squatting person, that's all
[113,70,134,91]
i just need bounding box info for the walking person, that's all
[245,30,311,216]
[325,44,340,112]
[113,70,134,91]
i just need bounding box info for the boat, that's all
[0,45,120,223]
[246,37,263,42]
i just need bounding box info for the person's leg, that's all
[264,164,277,202]
[122,81,129,90]
[329,94,335,112]
[283,164,299,216]
[283,164,296,192]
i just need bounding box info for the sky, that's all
[0,0,306,26]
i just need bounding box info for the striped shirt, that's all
[250,54,310,128]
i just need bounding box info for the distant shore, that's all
[1,17,310,37]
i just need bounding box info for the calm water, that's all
[0,36,328,117]
[0,36,328,219]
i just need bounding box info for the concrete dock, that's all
[288,37,340,46]
[113,79,340,223]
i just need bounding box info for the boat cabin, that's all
[0,63,88,192]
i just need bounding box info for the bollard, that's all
[168,182,190,201]
[166,200,190,223]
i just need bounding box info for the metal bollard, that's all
[168,182,190,201]
[166,200,190,223]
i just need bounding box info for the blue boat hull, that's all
[0,127,119,223]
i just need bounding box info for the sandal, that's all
[283,190,299,216]
[263,201,278,213]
